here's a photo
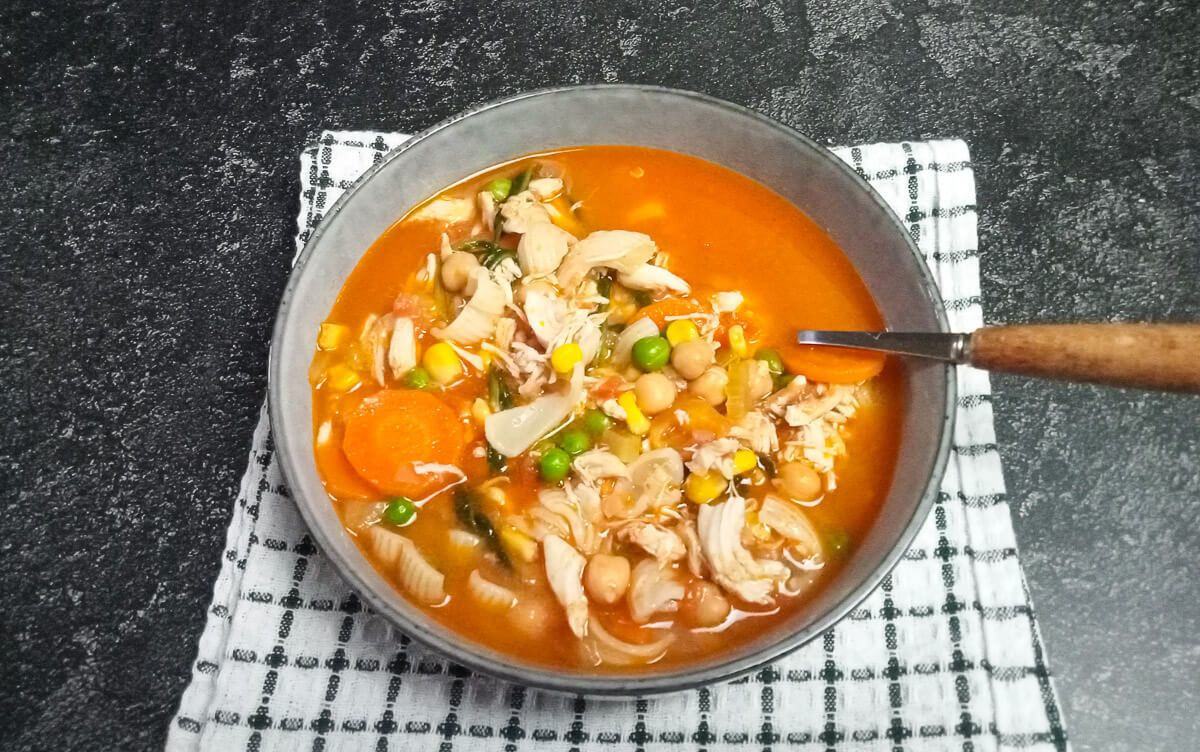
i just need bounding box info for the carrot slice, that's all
[782,343,887,384]
[315,422,380,501]
[632,297,703,330]
[342,389,466,497]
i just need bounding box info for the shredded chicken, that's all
[539,488,598,554]
[572,450,629,483]
[617,263,690,294]
[528,177,563,200]
[731,411,779,455]
[627,559,685,623]
[556,230,657,291]
[620,522,687,565]
[517,221,575,276]
[543,535,589,637]
[477,191,497,232]
[696,496,788,604]
[686,438,741,478]
[783,386,855,427]
[412,196,475,225]
[713,291,744,313]
[499,191,551,234]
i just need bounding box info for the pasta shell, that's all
[468,570,516,611]
[370,526,445,605]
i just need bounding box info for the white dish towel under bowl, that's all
[167,132,1070,752]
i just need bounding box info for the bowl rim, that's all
[269,83,955,695]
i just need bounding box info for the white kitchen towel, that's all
[167,132,1069,752]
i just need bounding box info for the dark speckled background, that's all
[2,1,1197,750]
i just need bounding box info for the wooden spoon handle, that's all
[969,324,1200,393]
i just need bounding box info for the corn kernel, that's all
[324,363,360,391]
[728,325,748,358]
[479,350,493,370]
[733,449,758,475]
[617,391,650,435]
[422,342,463,384]
[317,323,350,350]
[664,319,699,346]
[499,525,539,563]
[684,470,728,504]
[745,511,772,541]
[471,398,492,425]
[551,342,583,374]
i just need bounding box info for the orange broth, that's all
[311,146,904,671]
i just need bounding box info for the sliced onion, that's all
[585,614,672,665]
[484,365,583,456]
[612,316,658,367]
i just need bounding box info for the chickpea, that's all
[634,372,677,415]
[584,554,631,605]
[441,251,479,293]
[778,461,823,501]
[747,360,774,403]
[689,366,728,406]
[686,581,731,628]
[671,339,714,380]
[509,595,556,638]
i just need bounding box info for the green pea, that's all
[486,178,512,202]
[403,367,432,389]
[383,497,416,527]
[559,430,591,456]
[632,336,671,371]
[754,348,785,376]
[539,447,571,482]
[583,408,613,435]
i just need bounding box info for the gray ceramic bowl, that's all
[270,85,954,695]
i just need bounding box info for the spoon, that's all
[796,324,1200,393]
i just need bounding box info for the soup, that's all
[309,146,902,670]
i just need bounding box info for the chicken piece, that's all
[627,559,685,623]
[620,522,687,565]
[571,450,629,483]
[686,438,741,478]
[675,517,708,578]
[543,535,589,638]
[556,230,657,291]
[730,411,779,455]
[477,191,497,232]
[783,386,854,427]
[412,196,476,225]
[387,317,417,379]
[617,264,690,295]
[517,221,575,276]
[499,191,551,234]
[528,177,564,200]
[493,317,517,352]
[696,496,788,604]
[712,291,744,313]
[539,488,598,554]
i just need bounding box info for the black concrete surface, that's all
[2,1,1197,750]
